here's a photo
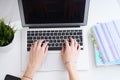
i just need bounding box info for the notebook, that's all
[90,20,120,66]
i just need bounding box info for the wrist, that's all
[23,64,37,78]
[65,62,77,71]
[22,75,32,80]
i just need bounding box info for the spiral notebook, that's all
[94,44,120,66]
[90,20,120,66]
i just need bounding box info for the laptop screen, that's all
[19,0,89,26]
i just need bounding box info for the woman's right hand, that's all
[22,40,49,79]
[61,37,80,70]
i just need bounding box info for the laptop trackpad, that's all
[43,53,65,71]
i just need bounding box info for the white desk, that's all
[1,0,120,80]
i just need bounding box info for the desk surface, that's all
[1,0,120,80]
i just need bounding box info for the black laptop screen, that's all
[22,0,86,24]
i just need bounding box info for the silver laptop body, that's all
[18,0,90,71]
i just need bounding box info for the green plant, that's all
[0,18,16,46]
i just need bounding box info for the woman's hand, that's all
[29,40,49,71]
[61,37,80,80]
[22,40,49,79]
[61,37,80,70]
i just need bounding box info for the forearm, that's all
[67,64,79,80]
[68,69,79,80]
[22,64,37,80]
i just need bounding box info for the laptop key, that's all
[27,48,30,51]
[27,40,33,44]
[49,47,61,50]
[80,43,83,46]
[27,37,32,39]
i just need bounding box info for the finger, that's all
[30,45,33,52]
[42,41,49,49]
[29,45,34,58]
[64,39,69,47]
[37,39,44,48]
[45,46,49,56]
[74,39,77,48]
[61,45,65,55]
[70,37,74,47]
[33,40,38,49]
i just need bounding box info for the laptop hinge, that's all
[29,25,80,28]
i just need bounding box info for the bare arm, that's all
[22,40,49,80]
[66,64,79,80]
[61,37,80,80]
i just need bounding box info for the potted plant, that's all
[0,18,16,52]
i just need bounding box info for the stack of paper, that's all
[90,20,120,66]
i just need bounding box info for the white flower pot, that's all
[0,35,15,53]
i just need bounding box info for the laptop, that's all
[18,0,90,71]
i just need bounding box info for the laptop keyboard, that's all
[27,30,83,51]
